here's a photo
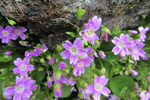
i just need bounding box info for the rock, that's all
[0,0,150,49]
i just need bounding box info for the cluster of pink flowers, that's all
[25,43,48,58]
[60,16,109,100]
[0,25,27,44]
[4,57,37,100]
[3,37,49,100]
[61,16,106,77]
[112,26,149,61]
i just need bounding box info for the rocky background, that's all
[0,0,150,49]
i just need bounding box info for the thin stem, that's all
[91,45,104,68]
[76,17,78,33]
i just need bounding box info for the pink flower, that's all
[4,76,37,100]
[73,59,90,76]
[129,30,138,36]
[13,58,34,77]
[129,68,138,76]
[48,57,55,65]
[86,76,111,100]
[61,38,87,64]
[47,76,54,88]
[104,31,108,42]
[99,51,106,59]
[138,26,149,42]
[54,83,62,98]
[140,91,150,100]
[25,51,32,58]
[59,61,66,69]
[112,33,132,57]
[31,47,43,56]
[129,41,146,61]
[79,16,101,44]
[0,26,16,44]
[12,26,27,40]
[5,51,11,55]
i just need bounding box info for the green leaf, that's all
[0,55,12,62]
[103,52,119,63]
[77,8,86,19]
[34,71,46,82]
[110,75,135,99]
[66,32,76,37]
[92,69,102,76]
[112,27,122,36]
[52,63,59,71]
[102,27,111,35]
[0,68,8,80]
[6,17,16,25]
[0,80,5,99]
[60,84,72,98]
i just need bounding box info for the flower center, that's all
[133,48,138,53]
[2,31,9,37]
[15,30,21,35]
[20,64,27,71]
[78,62,83,68]
[118,41,125,48]
[94,83,102,92]
[70,46,78,55]
[86,29,94,37]
[15,84,25,93]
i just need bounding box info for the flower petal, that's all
[112,46,120,55]
[70,54,77,64]
[61,50,70,59]
[13,93,21,100]
[20,33,26,40]
[86,84,94,94]
[4,86,15,96]
[23,58,29,65]
[14,58,22,66]
[62,40,72,50]
[101,87,111,97]
[23,89,32,98]
[93,91,101,100]
[73,38,84,48]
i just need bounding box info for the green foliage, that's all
[76,8,86,19]
[61,84,72,98]
[0,55,12,62]
[110,75,135,99]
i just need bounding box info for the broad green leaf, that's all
[0,68,8,80]
[60,84,72,98]
[77,8,86,19]
[92,69,101,76]
[110,75,135,99]
[103,52,119,63]
[34,71,46,82]
[0,55,12,62]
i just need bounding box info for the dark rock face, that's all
[0,0,150,49]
